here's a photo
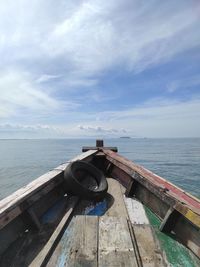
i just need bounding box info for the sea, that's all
[0,138,200,200]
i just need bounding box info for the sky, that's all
[0,0,200,138]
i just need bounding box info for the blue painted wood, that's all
[50,216,98,267]
[56,224,73,267]
[41,199,66,224]
[84,199,107,216]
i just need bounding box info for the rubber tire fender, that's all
[64,161,108,200]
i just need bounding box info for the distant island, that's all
[120,136,131,139]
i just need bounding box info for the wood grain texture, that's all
[103,150,200,259]
[132,224,166,267]
[47,216,98,267]
[124,197,149,225]
[103,149,200,213]
[98,216,138,267]
[0,170,62,229]
[29,197,78,267]
[105,178,128,218]
[0,150,97,229]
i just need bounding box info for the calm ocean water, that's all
[0,138,200,200]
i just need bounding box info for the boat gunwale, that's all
[0,146,200,262]
[101,149,200,259]
[102,149,200,216]
[0,150,97,230]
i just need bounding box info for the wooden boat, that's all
[0,140,200,267]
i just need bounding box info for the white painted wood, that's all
[99,216,138,267]
[124,197,149,225]
[124,195,168,266]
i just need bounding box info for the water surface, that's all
[0,138,199,200]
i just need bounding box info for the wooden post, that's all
[160,207,180,233]
[82,139,117,152]
[125,180,138,197]
[96,140,104,147]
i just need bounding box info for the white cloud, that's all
[96,97,200,121]
[55,97,200,138]
[0,70,59,118]
[167,81,180,93]
[44,0,200,75]
[0,123,63,138]
[78,125,127,134]
[89,97,200,137]
[0,1,200,137]
[1,1,200,81]
[0,97,199,138]
[0,123,57,131]
[0,70,81,119]
[36,74,62,83]
[167,75,200,93]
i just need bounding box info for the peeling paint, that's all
[84,199,107,216]
[145,207,200,267]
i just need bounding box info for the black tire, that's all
[64,161,108,200]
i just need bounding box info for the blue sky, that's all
[0,0,200,138]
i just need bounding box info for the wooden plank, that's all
[28,185,64,220]
[132,224,166,267]
[105,178,128,218]
[0,150,97,229]
[173,216,200,258]
[29,197,78,267]
[111,163,175,214]
[160,207,180,232]
[26,207,41,230]
[184,209,200,228]
[0,198,75,267]
[0,170,61,213]
[0,185,65,258]
[82,146,118,152]
[99,216,138,267]
[124,197,149,225]
[0,177,64,230]
[124,196,168,266]
[135,184,170,220]
[0,170,62,229]
[103,150,200,260]
[0,215,26,255]
[175,203,200,228]
[22,176,64,207]
[111,165,132,187]
[125,180,138,197]
[47,216,98,267]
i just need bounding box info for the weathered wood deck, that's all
[45,178,168,267]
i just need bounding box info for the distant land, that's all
[120,136,131,139]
